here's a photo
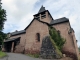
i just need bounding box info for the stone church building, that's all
[2,6,79,59]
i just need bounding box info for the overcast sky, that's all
[1,0,80,46]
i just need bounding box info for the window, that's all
[35,14,40,20]
[41,12,46,19]
[36,33,40,42]
[41,15,46,19]
[76,40,78,42]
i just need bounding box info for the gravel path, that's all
[0,53,53,60]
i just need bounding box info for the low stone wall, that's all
[40,36,61,59]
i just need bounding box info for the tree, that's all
[0,0,7,48]
[0,0,6,31]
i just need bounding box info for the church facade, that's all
[2,6,79,59]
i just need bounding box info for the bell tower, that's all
[33,6,53,23]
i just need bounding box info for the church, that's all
[2,6,79,59]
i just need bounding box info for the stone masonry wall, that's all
[40,36,59,59]
[71,31,79,59]
[25,19,49,54]
[40,11,52,23]
[9,34,26,53]
[53,22,76,55]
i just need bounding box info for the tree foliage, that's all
[0,31,7,44]
[49,26,66,51]
[0,0,7,46]
[0,0,6,31]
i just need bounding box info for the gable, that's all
[24,18,50,30]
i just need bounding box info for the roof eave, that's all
[50,20,69,25]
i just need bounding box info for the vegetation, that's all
[26,53,39,58]
[48,26,66,58]
[50,36,62,58]
[0,51,6,58]
[49,26,66,51]
[26,26,66,58]
[0,0,7,49]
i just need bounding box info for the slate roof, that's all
[50,17,69,25]
[4,37,20,42]
[38,5,46,13]
[11,30,26,36]
[8,7,69,36]
[34,6,54,20]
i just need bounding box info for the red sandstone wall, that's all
[40,12,52,23]
[71,31,79,59]
[25,19,49,54]
[10,34,26,46]
[9,34,26,53]
[52,22,77,55]
[34,11,52,23]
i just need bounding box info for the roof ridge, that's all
[55,17,68,20]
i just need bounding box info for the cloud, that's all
[2,0,80,46]
[2,0,39,32]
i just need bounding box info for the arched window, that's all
[36,33,40,42]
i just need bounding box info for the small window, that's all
[36,33,40,42]
[76,40,78,42]
[41,15,46,19]
[35,14,40,20]
[41,12,46,19]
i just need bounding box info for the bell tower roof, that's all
[38,5,46,13]
[33,6,54,21]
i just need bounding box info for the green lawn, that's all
[0,51,6,58]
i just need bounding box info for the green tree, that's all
[0,0,7,47]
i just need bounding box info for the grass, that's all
[0,51,7,58]
[26,53,39,58]
[50,36,63,58]
[78,56,80,60]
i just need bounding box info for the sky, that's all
[1,0,80,46]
